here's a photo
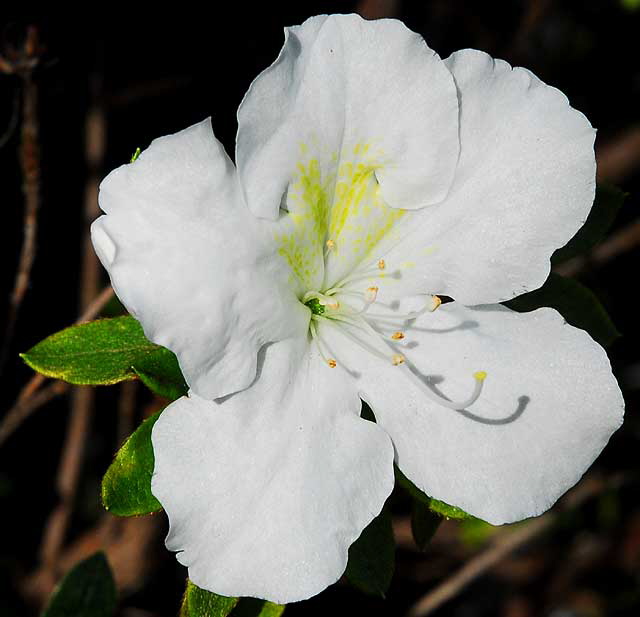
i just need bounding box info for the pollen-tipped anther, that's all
[392,353,405,365]
[377,259,386,270]
[391,331,405,340]
[365,286,378,303]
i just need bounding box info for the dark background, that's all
[1,1,639,616]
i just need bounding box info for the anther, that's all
[326,239,335,251]
[365,286,378,303]
[392,353,405,365]
[391,331,405,340]
[430,295,442,311]
[377,259,386,270]
[327,359,337,368]
[319,298,340,310]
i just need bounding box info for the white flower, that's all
[91,14,624,604]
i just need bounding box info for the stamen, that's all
[392,353,405,365]
[364,286,378,303]
[321,317,396,365]
[365,294,442,323]
[324,239,336,257]
[396,364,488,410]
[378,259,386,270]
[309,319,337,368]
[391,331,405,340]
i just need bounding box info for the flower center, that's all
[302,256,487,411]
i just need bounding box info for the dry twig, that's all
[0,285,113,448]
[39,75,107,570]
[0,26,44,373]
[407,474,619,617]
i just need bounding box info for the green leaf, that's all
[394,466,429,505]
[344,507,395,597]
[505,273,620,347]
[102,410,162,516]
[180,581,238,617]
[428,499,473,520]
[411,500,441,550]
[395,466,473,520]
[232,598,286,617]
[41,552,116,617]
[21,316,188,399]
[552,183,627,265]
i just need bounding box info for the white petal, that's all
[92,119,309,399]
[151,339,394,603]
[321,303,623,524]
[377,49,596,305]
[236,13,459,220]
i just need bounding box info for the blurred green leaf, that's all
[232,598,286,617]
[344,507,395,597]
[180,581,238,617]
[505,273,620,347]
[21,316,187,399]
[458,518,499,548]
[621,0,640,11]
[41,552,116,617]
[552,183,626,265]
[411,500,441,550]
[102,410,162,516]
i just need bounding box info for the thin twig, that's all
[0,285,113,448]
[39,74,107,571]
[406,474,618,617]
[1,27,43,374]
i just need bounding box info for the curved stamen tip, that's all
[473,370,487,381]
[392,353,405,366]
[391,331,405,340]
[327,359,337,368]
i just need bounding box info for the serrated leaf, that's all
[232,598,286,617]
[180,581,238,617]
[505,273,620,347]
[102,410,162,516]
[411,500,441,550]
[344,507,395,597]
[552,183,627,265]
[21,316,187,399]
[41,552,116,617]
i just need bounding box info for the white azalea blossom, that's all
[92,14,624,604]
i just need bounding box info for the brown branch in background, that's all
[596,126,640,185]
[357,0,399,19]
[506,0,553,59]
[0,285,113,448]
[38,73,107,573]
[406,473,623,617]
[554,219,640,278]
[117,381,138,446]
[0,26,44,374]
